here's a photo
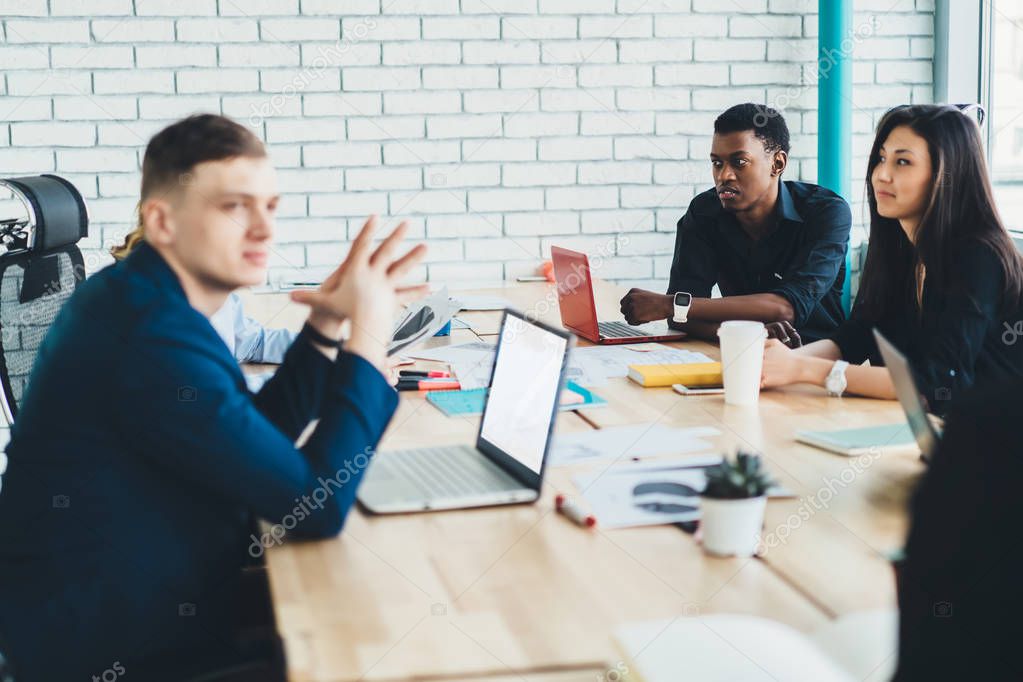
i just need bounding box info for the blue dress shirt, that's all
[209,292,297,364]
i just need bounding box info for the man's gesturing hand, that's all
[291,215,428,371]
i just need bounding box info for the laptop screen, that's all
[550,246,600,341]
[873,329,941,460]
[479,312,570,475]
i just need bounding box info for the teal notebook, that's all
[427,381,607,417]
[796,423,916,457]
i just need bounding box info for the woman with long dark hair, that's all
[761,104,1023,406]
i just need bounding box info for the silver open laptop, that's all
[358,309,574,514]
[873,329,942,461]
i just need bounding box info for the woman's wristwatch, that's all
[825,360,849,397]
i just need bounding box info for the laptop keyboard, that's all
[598,320,651,338]
[378,445,516,498]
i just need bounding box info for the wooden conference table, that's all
[240,279,923,682]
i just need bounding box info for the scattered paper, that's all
[408,341,714,391]
[573,460,720,529]
[406,341,497,390]
[549,424,720,466]
[388,286,454,357]
[569,344,713,387]
[407,341,495,364]
[621,342,714,362]
[605,458,794,498]
[451,294,513,311]
[573,457,794,528]
[449,359,494,390]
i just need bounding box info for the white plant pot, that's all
[699,495,767,557]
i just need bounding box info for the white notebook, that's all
[614,611,897,682]
[796,423,916,457]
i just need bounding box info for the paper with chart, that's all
[549,424,720,466]
[573,459,723,529]
[574,458,795,527]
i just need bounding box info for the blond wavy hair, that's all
[110,206,144,261]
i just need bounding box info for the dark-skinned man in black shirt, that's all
[620,103,851,345]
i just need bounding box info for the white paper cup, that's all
[717,320,767,406]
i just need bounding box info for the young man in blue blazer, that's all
[0,114,427,681]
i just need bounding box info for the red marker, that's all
[555,494,597,528]
[399,370,452,378]
[397,380,461,392]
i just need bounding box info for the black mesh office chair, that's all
[0,174,88,682]
[0,174,88,424]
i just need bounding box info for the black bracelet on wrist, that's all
[302,322,342,349]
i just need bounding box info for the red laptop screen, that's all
[550,246,599,341]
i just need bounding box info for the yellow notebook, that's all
[626,362,723,388]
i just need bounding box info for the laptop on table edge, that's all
[550,245,687,345]
[872,328,942,462]
[357,309,574,514]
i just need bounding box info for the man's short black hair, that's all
[714,103,790,155]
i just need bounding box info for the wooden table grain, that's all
[238,281,919,682]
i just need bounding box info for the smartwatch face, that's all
[674,292,692,307]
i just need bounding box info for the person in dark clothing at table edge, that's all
[620,102,852,345]
[894,377,1023,680]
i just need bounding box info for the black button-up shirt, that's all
[667,180,852,343]
[832,239,1023,412]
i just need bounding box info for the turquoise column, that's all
[818,0,853,312]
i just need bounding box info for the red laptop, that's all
[550,246,687,345]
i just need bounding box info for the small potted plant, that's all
[700,451,773,557]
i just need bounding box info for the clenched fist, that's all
[619,288,674,326]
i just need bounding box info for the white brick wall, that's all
[0,1,934,289]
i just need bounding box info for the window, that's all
[939,1,1023,239]
[989,2,1023,231]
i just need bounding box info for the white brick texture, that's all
[0,2,933,286]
